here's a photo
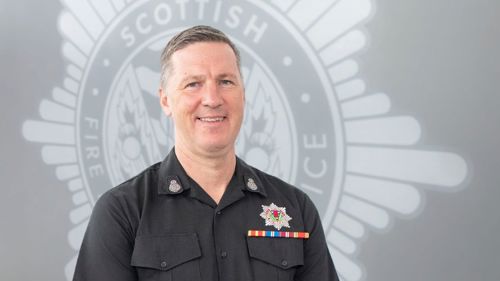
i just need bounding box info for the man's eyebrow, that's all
[179,75,205,85]
[177,74,238,86]
[217,73,238,80]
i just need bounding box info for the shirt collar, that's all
[157,148,192,195]
[236,157,267,197]
[157,148,267,198]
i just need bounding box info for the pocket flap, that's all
[131,233,201,271]
[247,237,304,269]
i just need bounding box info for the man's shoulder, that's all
[99,162,162,204]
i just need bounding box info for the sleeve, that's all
[73,191,137,281]
[294,193,339,281]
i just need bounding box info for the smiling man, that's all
[73,25,338,281]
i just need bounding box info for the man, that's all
[74,25,338,281]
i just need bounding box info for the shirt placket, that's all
[212,184,245,281]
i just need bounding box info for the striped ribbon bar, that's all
[247,230,309,239]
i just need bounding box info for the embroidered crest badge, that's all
[260,203,292,230]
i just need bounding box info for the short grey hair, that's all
[159,25,241,90]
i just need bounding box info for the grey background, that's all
[2,1,499,281]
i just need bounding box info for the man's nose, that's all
[202,82,223,108]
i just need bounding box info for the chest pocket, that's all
[247,236,304,281]
[131,233,201,281]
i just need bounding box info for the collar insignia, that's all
[260,203,292,230]
[247,178,258,191]
[168,179,182,193]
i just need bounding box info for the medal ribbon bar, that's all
[247,230,309,239]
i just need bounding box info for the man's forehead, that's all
[171,44,239,72]
[172,41,235,58]
[179,72,239,81]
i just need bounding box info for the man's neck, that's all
[174,145,236,204]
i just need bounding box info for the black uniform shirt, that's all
[73,149,338,281]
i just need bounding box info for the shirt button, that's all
[160,261,167,268]
[221,251,228,258]
[216,211,222,215]
[281,259,288,267]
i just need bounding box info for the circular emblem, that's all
[75,1,343,224]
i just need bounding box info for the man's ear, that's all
[159,87,172,116]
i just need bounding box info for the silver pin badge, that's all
[168,180,182,193]
[247,178,258,191]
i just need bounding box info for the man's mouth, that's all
[197,117,225,122]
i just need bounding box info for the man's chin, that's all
[198,142,234,155]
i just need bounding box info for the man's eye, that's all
[185,82,199,88]
[220,80,234,86]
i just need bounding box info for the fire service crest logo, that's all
[22,0,468,280]
[260,203,292,230]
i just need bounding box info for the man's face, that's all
[160,42,245,156]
